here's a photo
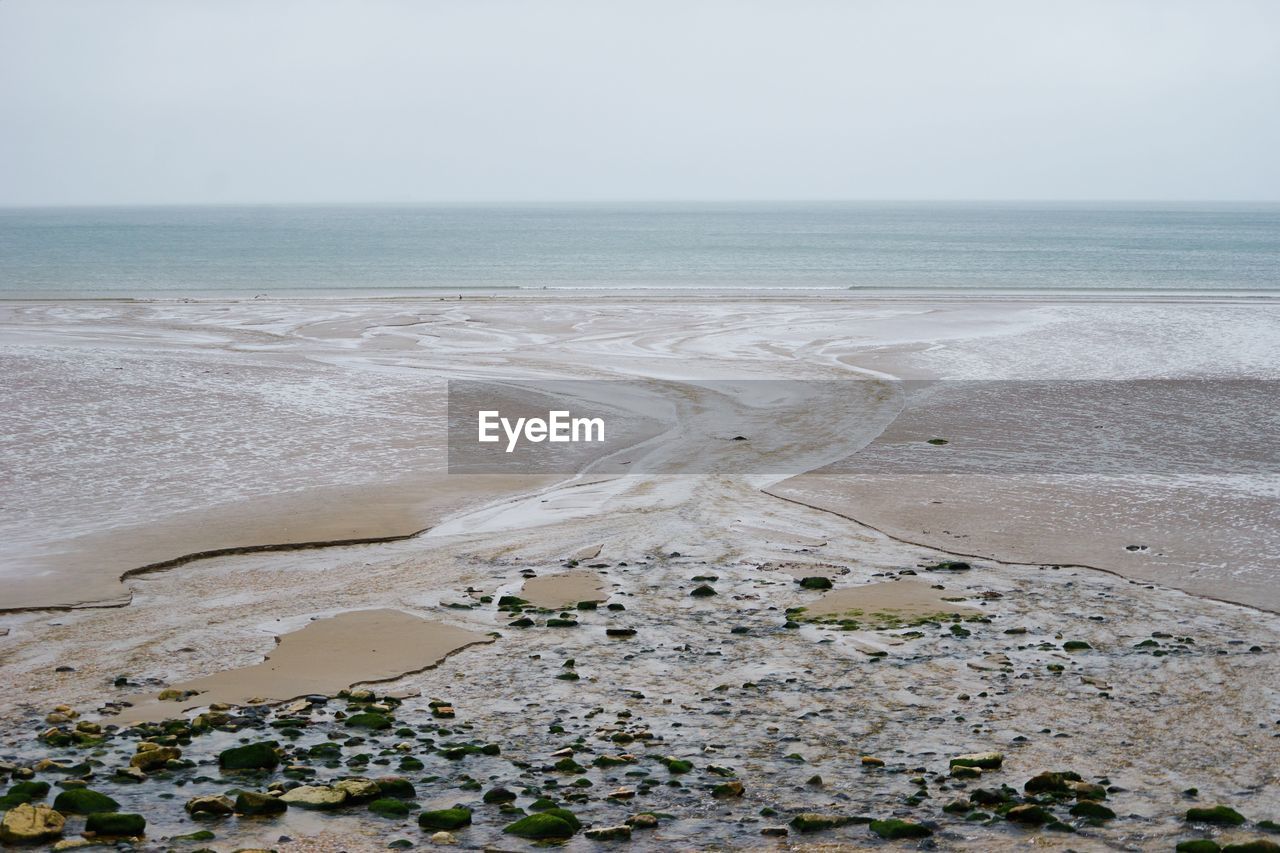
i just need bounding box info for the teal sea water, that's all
[1,202,1278,298]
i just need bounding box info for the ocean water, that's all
[0,202,1278,298]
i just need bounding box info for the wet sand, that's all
[519,572,609,609]
[114,609,491,724]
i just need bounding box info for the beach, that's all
[1,294,1278,850]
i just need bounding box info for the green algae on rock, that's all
[219,741,280,770]
[869,818,932,839]
[1186,805,1247,825]
[84,812,146,836]
[52,788,119,814]
[418,807,472,830]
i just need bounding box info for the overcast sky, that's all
[2,0,1278,205]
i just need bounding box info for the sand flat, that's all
[114,609,490,723]
[804,578,976,621]
[520,571,608,608]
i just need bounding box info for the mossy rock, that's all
[711,780,744,798]
[1006,804,1053,825]
[308,742,342,758]
[1070,801,1116,820]
[1222,842,1280,853]
[8,782,50,800]
[1259,821,1280,834]
[483,787,517,804]
[1023,770,1081,793]
[790,813,854,832]
[219,741,280,770]
[689,584,717,597]
[234,790,287,816]
[52,787,120,814]
[870,818,932,839]
[418,807,472,830]
[173,830,217,842]
[369,798,412,819]
[1218,835,1280,850]
[1176,841,1222,853]
[1063,640,1092,651]
[546,618,579,628]
[375,777,417,799]
[797,576,833,590]
[929,560,970,570]
[346,712,392,730]
[528,797,558,811]
[659,757,693,773]
[85,812,146,836]
[503,809,579,839]
[1187,805,1247,826]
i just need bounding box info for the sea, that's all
[1,202,1278,298]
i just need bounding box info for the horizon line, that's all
[3,198,1280,210]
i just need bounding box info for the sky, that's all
[1,0,1278,205]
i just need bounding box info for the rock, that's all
[1007,804,1052,825]
[1023,771,1081,794]
[797,577,833,590]
[219,741,280,771]
[279,785,348,810]
[659,756,693,773]
[0,804,66,844]
[690,584,717,597]
[369,798,411,818]
[504,810,580,839]
[790,813,854,833]
[860,756,885,767]
[1175,842,1222,853]
[84,812,146,836]
[712,780,744,798]
[869,819,932,839]
[112,767,147,784]
[52,788,120,815]
[345,712,392,729]
[1186,805,1247,826]
[1222,841,1280,853]
[626,813,659,829]
[761,826,789,836]
[428,832,457,845]
[130,745,181,771]
[171,830,217,842]
[584,825,632,841]
[184,794,235,817]
[1063,640,1092,651]
[950,752,1003,770]
[483,787,518,804]
[1069,781,1108,800]
[950,764,982,779]
[418,807,473,831]
[332,778,381,802]
[375,777,417,799]
[1070,801,1116,820]
[234,790,287,816]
